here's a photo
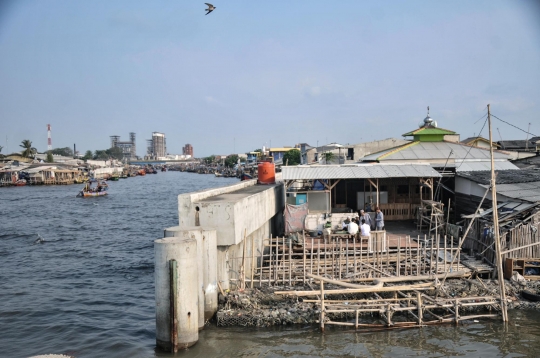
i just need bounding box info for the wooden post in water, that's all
[488,104,508,322]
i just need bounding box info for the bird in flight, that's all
[205,3,215,15]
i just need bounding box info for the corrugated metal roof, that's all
[455,160,519,172]
[457,169,540,184]
[282,164,441,180]
[362,141,512,162]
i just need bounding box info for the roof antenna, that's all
[497,128,505,149]
[427,106,430,116]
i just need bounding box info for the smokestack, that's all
[74,143,76,158]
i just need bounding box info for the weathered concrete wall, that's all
[179,183,284,246]
[178,179,258,228]
[177,176,284,289]
[216,221,272,290]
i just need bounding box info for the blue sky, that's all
[1,0,539,157]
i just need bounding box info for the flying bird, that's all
[205,3,215,15]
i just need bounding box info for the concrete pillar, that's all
[164,226,205,330]
[154,237,198,351]
[202,230,218,320]
[216,246,230,291]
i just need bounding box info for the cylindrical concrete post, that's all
[202,230,218,320]
[155,237,198,351]
[164,226,204,330]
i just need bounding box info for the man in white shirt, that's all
[360,218,371,250]
[347,218,359,236]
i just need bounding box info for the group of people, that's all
[341,207,385,239]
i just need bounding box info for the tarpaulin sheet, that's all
[285,203,308,235]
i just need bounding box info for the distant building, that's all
[110,133,137,160]
[461,136,499,150]
[183,144,193,157]
[147,132,167,159]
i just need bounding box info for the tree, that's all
[20,139,37,158]
[51,147,73,157]
[224,154,239,168]
[93,150,109,160]
[283,149,301,166]
[46,151,54,163]
[203,155,215,165]
[106,147,124,160]
[0,145,3,158]
[323,152,335,164]
[82,150,93,160]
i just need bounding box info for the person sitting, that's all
[347,218,359,236]
[342,216,351,230]
[360,218,371,249]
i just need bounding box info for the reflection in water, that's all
[1,173,540,358]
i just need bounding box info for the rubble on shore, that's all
[215,278,540,327]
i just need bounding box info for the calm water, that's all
[1,172,540,358]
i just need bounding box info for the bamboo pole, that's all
[259,235,263,287]
[303,231,306,285]
[251,235,255,288]
[269,234,273,286]
[289,239,292,286]
[320,280,325,332]
[488,104,508,322]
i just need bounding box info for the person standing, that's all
[360,209,372,229]
[375,207,385,231]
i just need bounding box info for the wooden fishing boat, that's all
[14,180,27,186]
[77,180,109,197]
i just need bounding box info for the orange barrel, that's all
[257,161,275,184]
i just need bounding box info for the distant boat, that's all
[215,172,223,177]
[14,180,27,186]
[161,167,167,172]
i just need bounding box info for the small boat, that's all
[138,169,146,176]
[522,290,540,302]
[77,180,109,197]
[161,167,167,172]
[109,176,120,181]
[215,172,223,177]
[240,173,253,181]
[14,180,27,186]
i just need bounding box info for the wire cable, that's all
[456,115,488,170]
[491,114,537,137]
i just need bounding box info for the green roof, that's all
[402,126,457,142]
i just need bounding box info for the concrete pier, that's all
[164,227,218,325]
[154,237,198,351]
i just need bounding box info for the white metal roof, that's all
[455,160,519,172]
[362,141,512,162]
[282,164,441,180]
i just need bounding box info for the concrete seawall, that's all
[178,176,284,290]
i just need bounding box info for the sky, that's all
[0,0,539,157]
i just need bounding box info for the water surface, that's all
[0,172,539,358]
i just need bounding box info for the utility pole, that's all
[488,104,508,322]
